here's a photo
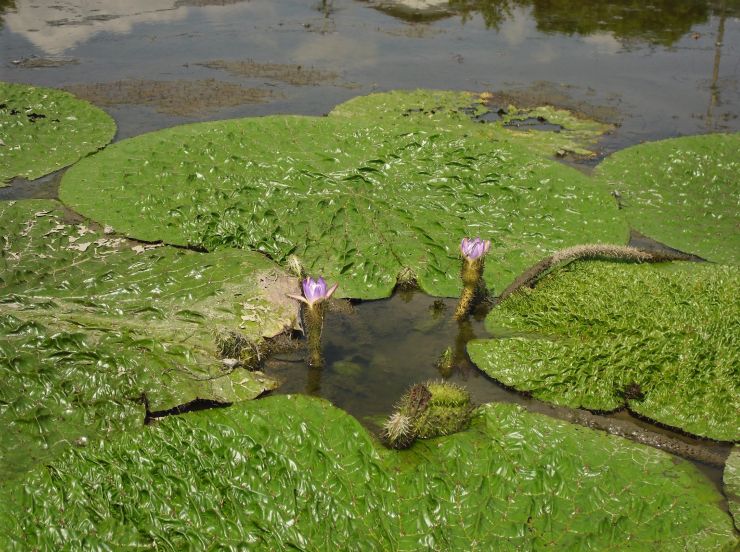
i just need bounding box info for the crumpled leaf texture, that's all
[59,91,627,299]
[596,133,740,265]
[0,396,735,551]
[468,261,740,440]
[0,200,291,483]
[0,81,115,184]
[331,90,613,157]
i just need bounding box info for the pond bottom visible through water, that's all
[263,289,730,489]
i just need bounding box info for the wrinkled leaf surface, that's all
[0,200,291,483]
[0,82,115,184]
[0,395,735,551]
[60,91,626,299]
[468,261,740,440]
[596,133,740,264]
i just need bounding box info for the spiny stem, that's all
[496,244,696,304]
[454,258,484,320]
[454,285,477,320]
[304,303,325,368]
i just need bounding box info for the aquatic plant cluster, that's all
[59,89,629,299]
[288,236,489,369]
[0,83,738,548]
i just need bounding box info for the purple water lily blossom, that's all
[460,237,491,261]
[288,276,338,307]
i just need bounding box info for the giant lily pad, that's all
[0,82,116,185]
[468,261,740,441]
[59,91,626,299]
[497,104,614,157]
[0,200,294,483]
[0,395,735,550]
[329,89,614,157]
[596,133,740,264]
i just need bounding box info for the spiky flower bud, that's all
[382,412,415,449]
[382,381,474,449]
[456,237,490,319]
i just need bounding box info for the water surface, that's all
[1,0,737,148]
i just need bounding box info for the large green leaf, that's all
[0,82,116,185]
[59,91,626,299]
[595,133,740,264]
[497,104,614,157]
[0,395,735,550]
[329,89,484,127]
[0,200,293,484]
[468,261,740,440]
[329,89,614,158]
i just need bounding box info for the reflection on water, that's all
[0,0,13,25]
[524,0,712,45]
[1,0,190,53]
[1,0,734,54]
[375,0,734,46]
[0,0,736,145]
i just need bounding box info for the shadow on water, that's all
[264,288,731,489]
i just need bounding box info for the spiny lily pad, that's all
[329,89,614,157]
[467,261,740,440]
[0,82,116,185]
[328,89,485,127]
[59,92,626,299]
[596,133,740,264]
[727,446,740,531]
[499,104,614,157]
[0,200,294,483]
[0,395,735,550]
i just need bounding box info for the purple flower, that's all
[460,237,491,261]
[288,276,338,307]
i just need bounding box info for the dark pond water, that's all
[0,0,736,482]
